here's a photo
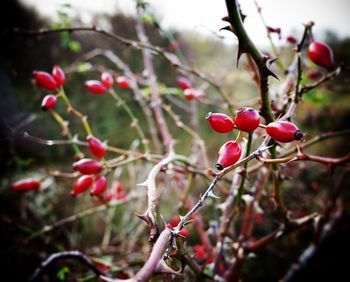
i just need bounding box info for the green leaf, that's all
[56,266,70,281]
[62,3,72,8]
[77,62,92,72]
[51,22,62,30]
[141,15,154,25]
[69,40,81,53]
[60,31,70,48]
[303,88,330,105]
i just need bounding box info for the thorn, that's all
[137,179,149,187]
[208,190,220,199]
[237,42,248,67]
[219,25,233,33]
[241,194,254,204]
[155,260,182,276]
[160,214,166,228]
[286,156,298,164]
[135,211,152,225]
[265,57,279,79]
[221,16,230,22]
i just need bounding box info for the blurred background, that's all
[0,0,349,281]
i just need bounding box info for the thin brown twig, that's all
[30,251,110,281]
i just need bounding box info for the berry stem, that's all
[57,87,93,136]
[235,132,252,205]
[108,88,150,153]
[49,110,83,158]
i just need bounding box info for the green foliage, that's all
[56,266,70,281]
[303,88,330,105]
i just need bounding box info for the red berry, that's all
[71,175,94,196]
[114,182,126,199]
[307,70,322,80]
[73,158,103,175]
[178,228,190,237]
[87,135,106,159]
[308,41,334,70]
[216,141,242,170]
[91,175,107,196]
[193,245,206,260]
[52,65,65,86]
[286,35,297,44]
[85,80,107,94]
[266,121,303,143]
[41,94,57,111]
[234,107,260,132]
[176,77,192,90]
[33,71,58,91]
[103,181,127,202]
[101,72,114,88]
[116,76,131,89]
[206,112,234,133]
[11,178,41,192]
[169,215,180,227]
[183,88,196,100]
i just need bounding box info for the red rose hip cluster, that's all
[206,107,303,170]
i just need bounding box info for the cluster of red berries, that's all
[33,65,66,111]
[85,72,131,95]
[70,135,107,196]
[176,77,206,101]
[207,107,303,170]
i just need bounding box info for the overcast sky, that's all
[22,0,350,46]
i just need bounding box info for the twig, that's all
[135,6,173,152]
[26,197,132,242]
[30,251,110,281]
[108,88,150,153]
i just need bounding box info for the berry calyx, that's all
[85,80,108,94]
[71,175,94,196]
[116,76,131,89]
[73,158,103,175]
[206,112,235,133]
[216,141,242,170]
[176,77,192,90]
[41,94,58,111]
[33,71,58,91]
[11,178,41,191]
[234,107,261,132]
[308,41,335,70]
[101,72,114,88]
[87,135,106,159]
[266,121,303,143]
[91,175,107,196]
[52,65,65,86]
